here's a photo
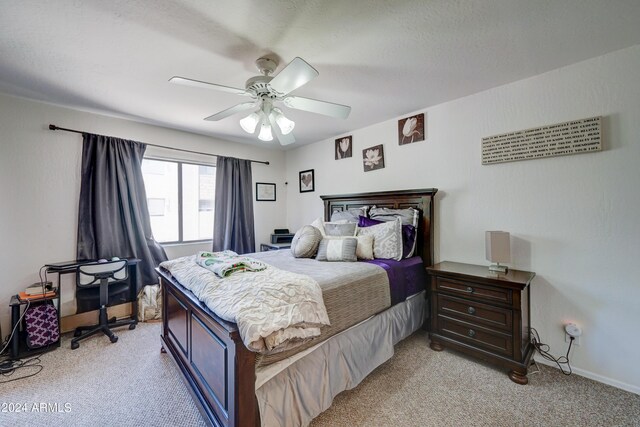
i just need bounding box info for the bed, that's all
[158,188,437,427]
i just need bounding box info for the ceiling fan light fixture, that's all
[239,111,260,134]
[258,121,273,142]
[272,108,295,135]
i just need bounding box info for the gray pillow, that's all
[323,222,357,237]
[369,206,419,226]
[290,225,322,258]
[316,237,358,262]
[330,207,368,223]
[356,217,403,261]
[369,206,420,258]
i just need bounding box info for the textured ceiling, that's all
[1,0,640,149]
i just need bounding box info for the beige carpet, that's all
[3,323,639,426]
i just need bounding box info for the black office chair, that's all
[71,259,137,349]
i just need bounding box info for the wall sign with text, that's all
[482,116,602,165]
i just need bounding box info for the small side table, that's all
[260,243,291,251]
[9,292,61,359]
[427,261,535,384]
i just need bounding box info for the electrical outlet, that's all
[565,331,581,346]
[564,323,582,346]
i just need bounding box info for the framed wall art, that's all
[255,182,276,201]
[335,135,352,160]
[362,145,385,172]
[398,113,425,145]
[299,169,315,193]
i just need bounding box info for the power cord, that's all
[0,300,30,356]
[0,356,44,384]
[530,327,573,375]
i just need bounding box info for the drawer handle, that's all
[466,286,474,293]
[467,306,476,315]
[468,329,476,338]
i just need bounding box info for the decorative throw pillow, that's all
[359,216,417,258]
[356,217,403,261]
[355,234,374,260]
[316,237,358,262]
[330,206,368,223]
[290,225,323,258]
[369,206,419,227]
[364,207,420,257]
[310,217,326,236]
[323,222,358,237]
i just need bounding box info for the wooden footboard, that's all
[158,268,259,427]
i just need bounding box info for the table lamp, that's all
[486,231,510,273]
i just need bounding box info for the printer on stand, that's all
[260,229,295,251]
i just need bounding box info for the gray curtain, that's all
[213,156,255,254]
[77,133,168,288]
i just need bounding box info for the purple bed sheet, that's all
[366,256,426,306]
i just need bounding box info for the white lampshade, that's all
[272,108,295,135]
[258,121,273,141]
[239,112,260,134]
[485,231,510,273]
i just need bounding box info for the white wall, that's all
[0,94,287,336]
[286,45,640,393]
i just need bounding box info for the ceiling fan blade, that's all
[169,76,249,96]
[204,102,256,121]
[269,57,319,96]
[268,113,296,146]
[284,96,351,119]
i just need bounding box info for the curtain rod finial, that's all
[49,124,57,130]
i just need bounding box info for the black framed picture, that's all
[362,144,385,172]
[299,169,315,193]
[335,135,352,160]
[255,182,276,201]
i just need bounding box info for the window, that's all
[141,159,216,243]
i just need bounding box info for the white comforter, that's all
[160,255,330,353]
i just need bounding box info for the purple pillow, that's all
[358,216,417,258]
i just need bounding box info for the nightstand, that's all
[426,261,535,384]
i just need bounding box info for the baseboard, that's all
[533,355,640,395]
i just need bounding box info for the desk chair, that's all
[71,259,137,350]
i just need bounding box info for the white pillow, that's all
[357,217,403,261]
[310,217,326,236]
[355,235,374,260]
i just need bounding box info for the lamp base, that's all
[488,263,508,273]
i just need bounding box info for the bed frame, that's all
[158,188,437,427]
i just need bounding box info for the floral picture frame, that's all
[398,113,425,145]
[335,135,353,160]
[362,144,385,172]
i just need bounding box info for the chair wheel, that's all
[110,335,118,343]
[74,330,82,337]
[129,324,136,330]
[71,342,79,350]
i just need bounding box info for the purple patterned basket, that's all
[24,303,60,349]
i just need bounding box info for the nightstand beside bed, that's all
[426,261,535,384]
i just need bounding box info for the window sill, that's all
[161,240,212,248]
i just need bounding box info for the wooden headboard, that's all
[320,188,438,266]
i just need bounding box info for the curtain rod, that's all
[48,124,270,165]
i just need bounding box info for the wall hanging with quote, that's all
[482,116,601,165]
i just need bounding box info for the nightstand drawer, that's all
[438,316,513,357]
[435,277,512,305]
[437,294,513,332]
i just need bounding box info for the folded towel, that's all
[196,250,267,278]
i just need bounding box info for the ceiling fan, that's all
[170,57,351,145]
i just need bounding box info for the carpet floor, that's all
[2,322,639,426]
